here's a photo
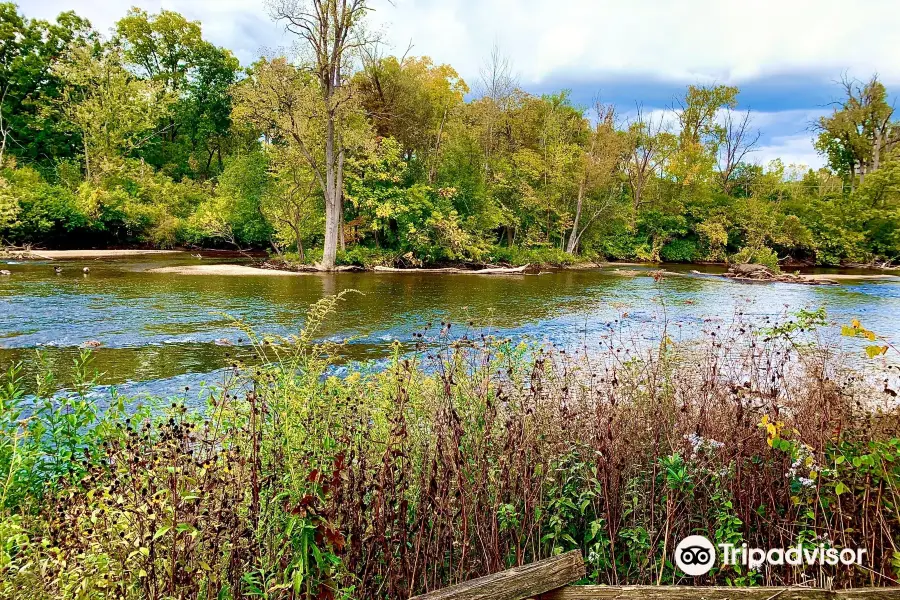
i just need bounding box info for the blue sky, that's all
[28,0,900,169]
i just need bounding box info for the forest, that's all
[0,2,898,269]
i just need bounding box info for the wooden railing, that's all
[409,551,900,600]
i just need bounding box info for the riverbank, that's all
[5,247,899,281]
[148,263,304,276]
[146,261,900,282]
[26,249,183,259]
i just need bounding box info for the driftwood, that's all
[719,264,836,285]
[373,264,530,274]
[409,550,585,600]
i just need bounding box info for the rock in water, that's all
[0,270,10,275]
[83,267,90,273]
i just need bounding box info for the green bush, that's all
[487,245,593,266]
[731,245,781,272]
[335,246,398,267]
[660,238,699,262]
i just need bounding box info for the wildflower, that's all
[685,433,724,458]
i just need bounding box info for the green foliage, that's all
[660,238,698,262]
[486,245,586,266]
[0,4,95,165]
[335,246,398,267]
[731,245,781,272]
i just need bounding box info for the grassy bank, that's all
[1,298,899,598]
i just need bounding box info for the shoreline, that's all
[145,261,900,282]
[148,264,304,276]
[19,249,184,259]
[5,248,899,281]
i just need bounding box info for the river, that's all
[2,253,899,398]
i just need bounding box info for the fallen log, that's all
[409,550,584,600]
[538,586,878,600]
[373,264,529,274]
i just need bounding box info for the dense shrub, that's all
[731,245,781,272]
[2,299,899,597]
[660,238,699,262]
[487,244,590,266]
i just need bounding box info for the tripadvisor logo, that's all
[674,535,868,576]
[675,535,716,576]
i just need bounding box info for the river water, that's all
[2,253,899,397]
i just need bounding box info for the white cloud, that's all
[755,134,825,170]
[26,0,900,86]
[367,0,900,86]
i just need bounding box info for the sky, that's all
[26,0,900,170]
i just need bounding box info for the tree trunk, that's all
[322,106,340,270]
[873,127,882,172]
[338,192,346,251]
[84,137,93,181]
[566,179,586,254]
[429,106,448,184]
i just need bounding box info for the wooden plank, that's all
[409,550,585,600]
[540,586,900,600]
[836,591,900,600]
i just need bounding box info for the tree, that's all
[355,53,468,182]
[115,8,205,94]
[625,106,670,210]
[816,75,898,189]
[477,44,518,177]
[267,0,373,270]
[0,4,95,164]
[56,44,173,179]
[669,84,738,187]
[567,102,626,254]
[116,8,241,179]
[263,147,322,260]
[716,109,759,194]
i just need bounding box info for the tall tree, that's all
[625,106,670,210]
[669,84,738,187]
[355,53,468,182]
[116,9,241,178]
[567,103,626,254]
[56,43,173,179]
[716,109,760,194]
[0,4,95,164]
[816,75,898,189]
[115,9,205,94]
[267,0,373,270]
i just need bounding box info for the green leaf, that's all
[865,345,888,358]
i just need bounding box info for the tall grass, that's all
[1,296,899,598]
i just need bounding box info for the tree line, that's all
[0,1,898,269]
